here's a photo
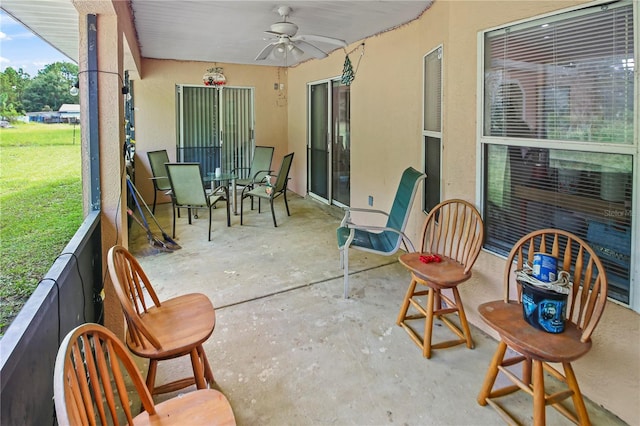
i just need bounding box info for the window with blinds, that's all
[423,46,443,212]
[481,1,635,304]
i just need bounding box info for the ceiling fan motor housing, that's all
[270,21,298,36]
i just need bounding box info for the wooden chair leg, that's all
[146,359,158,396]
[190,348,207,389]
[564,362,591,426]
[452,287,474,349]
[396,279,418,325]
[523,357,532,387]
[423,287,436,358]
[477,341,508,406]
[533,360,546,426]
[198,345,215,387]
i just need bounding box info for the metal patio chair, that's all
[337,167,426,298]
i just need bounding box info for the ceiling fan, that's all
[255,5,347,62]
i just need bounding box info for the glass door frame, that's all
[307,76,350,207]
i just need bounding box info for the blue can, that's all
[532,253,557,282]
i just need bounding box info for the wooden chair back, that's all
[420,199,484,275]
[107,245,163,350]
[54,323,157,426]
[503,228,608,343]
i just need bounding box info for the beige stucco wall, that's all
[131,59,289,204]
[286,0,639,423]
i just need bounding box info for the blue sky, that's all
[0,10,73,77]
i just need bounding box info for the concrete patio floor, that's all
[127,193,625,425]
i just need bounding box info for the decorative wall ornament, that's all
[203,67,227,89]
[340,43,365,86]
[341,56,354,85]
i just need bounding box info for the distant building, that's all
[27,104,80,124]
[59,104,80,123]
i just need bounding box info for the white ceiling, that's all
[1,1,432,69]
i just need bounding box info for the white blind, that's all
[484,1,634,145]
[424,47,442,133]
[481,1,635,304]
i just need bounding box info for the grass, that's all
[0,123,83,336]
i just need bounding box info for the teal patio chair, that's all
[337,167,426,298]
[240,152,294,227]
[147,150,172,213]
[233,146,274,210]
[165,162,230,241]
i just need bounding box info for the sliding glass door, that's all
[308,79,350,206]
[176,85,254,177]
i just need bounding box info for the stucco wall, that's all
[287,0,639,423]
[132,59,289,204]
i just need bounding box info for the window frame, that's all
[423,45,443,213]
[476,0,639,311]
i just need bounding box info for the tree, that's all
[0,67,30,118]
[21,62,78,112]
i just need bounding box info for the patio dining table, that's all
[204,172,238,215]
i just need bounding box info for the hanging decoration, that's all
[203,67,227,89]
[340,43,365,86]
[341,56,354,85]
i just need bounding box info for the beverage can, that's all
[532,253,557,282]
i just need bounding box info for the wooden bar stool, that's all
[476,229,608,425]
[396,199,484,358]
[54,323,235,425]
[107,245,217,396]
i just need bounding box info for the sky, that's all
[0,9,73,77]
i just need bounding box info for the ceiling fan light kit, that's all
[255,5,347,64]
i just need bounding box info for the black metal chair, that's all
[147,150,172,213]
[165,162,230,241]
[240,152,294,227]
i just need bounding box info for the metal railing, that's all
[0,211,103,425]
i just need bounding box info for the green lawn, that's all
[0,123,83,336]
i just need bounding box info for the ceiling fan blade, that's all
[255,43,277,61]
[295,34,347,47]
[265,30,284,37]
[295,40,328,59]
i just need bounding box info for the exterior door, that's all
[176,85,254,177]
[308,79,350,206]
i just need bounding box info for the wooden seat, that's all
[54,322,236,425]
[476,229,608,425]
[107,245,216,396]
[396,199,484,358]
